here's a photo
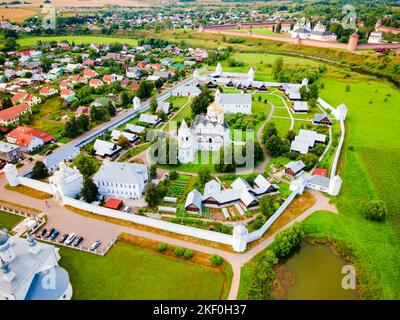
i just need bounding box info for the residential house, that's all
[111,130,137,143]
[39,87,58,97]
[93,139,122,158]
[6,126,54,153]
[126,67,141,79]
[0,104,32,126]
[313,114,333,126]
[138,114,161,126]
[83,68,97,79]
[0,141,22,162]
[60,89,75,100]
[292,101,309,113]
[284,160,306,178]
[89,78,103,88]
[184,189,203,214]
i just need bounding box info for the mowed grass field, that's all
[301,73,400,299]
[215,52,322,82]
[0,211,24,230]
[59,241,228,300]
[18,36,139,47]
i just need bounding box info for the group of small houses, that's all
[0,41,207,167]
[0,42,205,124]
[185,174,278,216]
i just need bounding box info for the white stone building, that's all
[215,89,252,114]
[93,161,150,200]
[49,162,83,200]
[178,102,231,164]
[0,231,72,300]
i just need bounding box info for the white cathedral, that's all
[178,100,231,164]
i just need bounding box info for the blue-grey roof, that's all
[43,146,80,170]
[25,266,70,300]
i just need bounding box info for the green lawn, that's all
[30,97,73,140]
[235,52,400,299]
[0,211,24,230]
[59,241,229,300]
[18,36,138,47]
[301,73,400,299]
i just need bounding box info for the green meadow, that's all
[59,241,230,300]
[229,52,400,299]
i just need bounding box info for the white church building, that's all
[178,102,231,164]
[0,230,72,300]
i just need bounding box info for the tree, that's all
[121,91,130,106]
[308,98,317,109]
[0,97,12,110]
[265,135,284,157]
[300,85,309,101]
[81,177,98,203]
[145,182,164,208]
[150,97,158,113]
[154,78,164,90]
[272,57,284,80]
[300,153,319,170]
[210,255,224,266]
[272,223,304,258]
[262,122,278,144]
[117,135,130,148]
[106,102,116,117]
[259,196,275,217]
[150,164,157,179]
[285,130,296,142]
[31,161,48,179]
[362,200,387,221]
[73,154,99,177]
[308,83,319,100]
[247,250,278,300]
[198,167,211,185]
[137,81,154,99]
[77,114,90,131]
[4,38,17,52]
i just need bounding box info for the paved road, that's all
[0,174,337,300]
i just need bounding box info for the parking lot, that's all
[38,202,121,254]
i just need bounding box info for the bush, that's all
[362,200,387,221]
[271,223,304,258]
[169,171,179,180]
[183,249,194,259]
[210,254,224,266]
[156,242,168,253]
[174,247,185,256]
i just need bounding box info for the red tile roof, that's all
[0,103,30,121]
[39,87,55,95]
[6,126,54,147]
[314,168,327,177]
[83,69,97,77]
[11,91,28,104]
[104,198,123,210]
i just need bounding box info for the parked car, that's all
[46,228,55,238]
[44,150,53,156]
[65,233,76,245]
[39,228,47,237]
[73,236,84,247]
[123,206,131,213]
[90,240,101,251]
[49,230,59,241]
[59,234,69,244]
